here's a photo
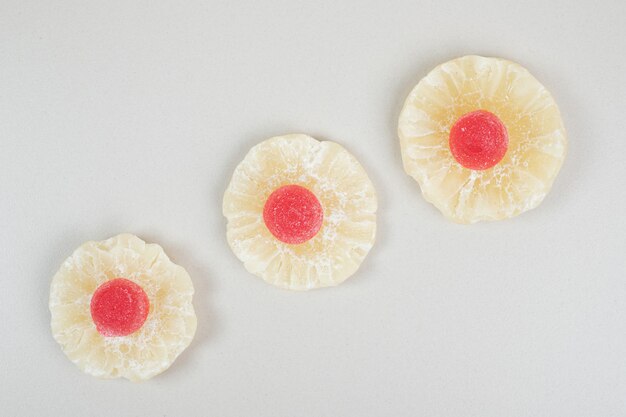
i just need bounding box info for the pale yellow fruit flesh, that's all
[223,134,377,290]
[49,234,197,381]
[399,55,567,223]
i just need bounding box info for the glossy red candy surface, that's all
[449,110,508,170]
[263,184,324,244]
[90,278,150,337]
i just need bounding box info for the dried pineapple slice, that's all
[223,134,377,290]
[398,55,567,223]
[49,234,197,381]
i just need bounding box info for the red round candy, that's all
[449,110,508,170]
[263,184,324,244]
[90,278,150,337]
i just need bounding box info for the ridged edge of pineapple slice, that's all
[223,134,377,290]
[49,234,197,381]
[398,55,567,223]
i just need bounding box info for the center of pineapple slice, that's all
[90,278,150,337]
[449,109,508,170]
[263,184,324,245]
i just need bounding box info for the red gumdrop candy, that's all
[449,110,509,170]
[90,278,150,337]
[263,184,324,245]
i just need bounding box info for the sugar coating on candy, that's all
[90,278,150,337]
[449,110,508,170]
[263,184,324,245]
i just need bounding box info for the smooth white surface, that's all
[1,1,625,416]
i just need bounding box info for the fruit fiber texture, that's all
[398,55,567,223]
[49,234,197,381]
[223,134,377,290]
[263,184,324,245]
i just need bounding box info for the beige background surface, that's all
[1,1,625,416]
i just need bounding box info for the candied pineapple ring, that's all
[399,55,567,223]
[223,134,377,290]
[49,234,197,381]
